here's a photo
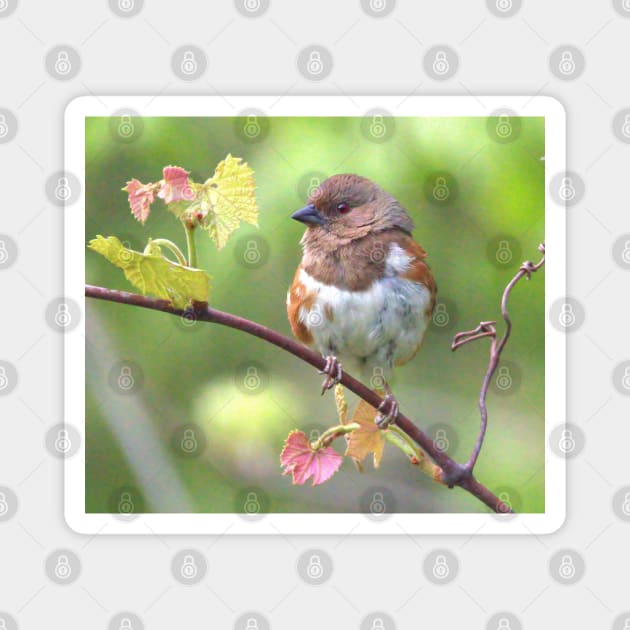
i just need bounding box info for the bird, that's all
[287,174,437,427]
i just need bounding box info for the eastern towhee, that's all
[287,174,437,427]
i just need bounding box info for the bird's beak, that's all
[291,204,326,226]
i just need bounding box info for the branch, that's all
[452,243,545,474]
[85,243,544,517]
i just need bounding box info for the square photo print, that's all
[64,96,564,534]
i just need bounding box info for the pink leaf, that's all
[123,179,155,224]
[158,166,194,204]
[280,430,343,486]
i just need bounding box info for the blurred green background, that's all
[85,114,545,514]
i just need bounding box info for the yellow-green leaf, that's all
[202,154,258,249]
[88,235,210,308]
[345,400,385,468]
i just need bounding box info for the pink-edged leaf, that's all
[123,179,156,224]
[280,430,343,486]
[158,166,195,204]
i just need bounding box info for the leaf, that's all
[88,235,210,309]
[280,430,343,486]
[345,400,385,468]
[158,166,195,204]
[202,154,258,249]
[123,179,157,224]
[334,384,364,473]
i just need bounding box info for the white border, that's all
[65,96,565,535]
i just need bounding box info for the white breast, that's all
[297,246,432,380]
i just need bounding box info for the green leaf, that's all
[201,154,258,249]
[88,235,210,308]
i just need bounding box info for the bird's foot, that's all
[319,355,342,395]
[375,393,399,429]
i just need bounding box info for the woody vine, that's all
[86,156,545,514]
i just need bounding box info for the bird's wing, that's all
[286,266,315,345]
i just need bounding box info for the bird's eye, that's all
[337,202,350,214]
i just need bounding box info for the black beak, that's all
[291,204,326,226]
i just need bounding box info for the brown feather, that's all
[287,266,314,345]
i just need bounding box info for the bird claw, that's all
[319,355,342,395]
[375,394,399,429]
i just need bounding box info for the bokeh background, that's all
[85,115,545,514]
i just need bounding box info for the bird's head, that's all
[291,174,414,246]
